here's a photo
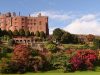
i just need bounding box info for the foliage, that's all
[69,50,97,71]
[0,58,10,73]
[31,56,43,72]
[8,39,15,46]
[93,39,100,49]
[35,31,40,37]
[40,31,46,39]
[30,32,34,36]
[19,29,25,36]
[31,49,39,57]
[0,47,12,59]
[52,28,79,44]
[64,62,75,72]
[46,44,57,52]
[25,30,30,37]
[0,29,3,37]
[53,28,64,42]
[8,30,13,37]
[11,45,32,73]
[2,30,8,35]
[51,52,70,70]
[13,29,19,36]
[12,45,31,65]
[61,32,71,44]
[86,34,95,42]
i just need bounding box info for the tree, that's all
[2,30,8,35]
[25,30,30,37]
[8,30,13,37]
[53,28,64,42]
[0,28,3,37]
[35,31,40,37]
[19,29,25,36]
[61,32,71,44]
[13,29,19,36]
[40,31,46,39]
[86,34,95,42]
[10,45,32,73]
[93,39,100,49]
[11,45,31,65]
[71,35,79,44]
[8,39,15,46]
[30,32,34,36]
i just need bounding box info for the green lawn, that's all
[25,72,100,75]
[63,44,84,49]
[1,71,100,75]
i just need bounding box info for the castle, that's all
[0,12,49,35]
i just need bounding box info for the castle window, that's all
[24,40,26,43]
[22,26,24,28]
[27,40,30,42]
[16,40,19,42]
[34,23,36,25]
[22,18,24,20]
[34,19,36,22]
[22,22,24,24]
[15,18,17,20]
[20,40,22,42]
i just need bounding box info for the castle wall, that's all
[0,12,49,35]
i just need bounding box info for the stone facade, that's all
[0,12,49,35]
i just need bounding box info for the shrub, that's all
[51,52,70,70]
[8,39,15,46]
[0,58,11,73]
[11,45,32,73]
[46,44,57,52]
[64,62,75,72]
[69,50,97,71]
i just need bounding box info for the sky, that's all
[0,0,100,35]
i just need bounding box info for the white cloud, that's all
[31,11,70,21]
[63,14,100,35]
[49,27,56,34]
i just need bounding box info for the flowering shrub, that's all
[69,50,97,71]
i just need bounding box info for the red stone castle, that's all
[0,12,49,35]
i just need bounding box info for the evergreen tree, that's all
[53,28,64,42]
[0,28,3,37]
[25,30,30,37]
[35,31,40,37]
[19,29,25,36]
[61,32,71,44]
[13,29,19,36]
[93,39,100,49]
[30,32,34,36]
[8,30,13,37]
[40,31,46,39]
